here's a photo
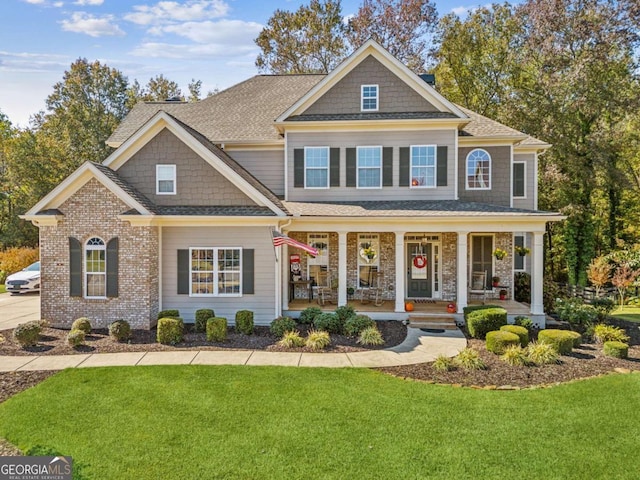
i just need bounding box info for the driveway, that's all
[0,293,40,330]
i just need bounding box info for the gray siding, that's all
[162,226,276,324]
[458,146,511,206]
[304,56,438,115]
[118,128,256,206]
[287,130,456,201]
[226,149,284,197]
[512,153,536,210]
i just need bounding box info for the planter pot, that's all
[500,294,507,301]
[492,282,499,287]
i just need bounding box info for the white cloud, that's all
[130,41,257,59]
[53,1,64,6]
[22,0,46,4]
[0,51,70,73]
[60,12,125,37]
[74,0,103,5]
[125,0,229,26]
[156,19,262,44]
[342,13,354,25]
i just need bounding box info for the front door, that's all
[407,242,432,298]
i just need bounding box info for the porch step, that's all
[408,315,459,330]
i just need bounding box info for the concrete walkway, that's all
[0,293,40,330]
[0,328,466,372]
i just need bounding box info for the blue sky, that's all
[0,0,503,127]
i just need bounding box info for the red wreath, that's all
[413,255,427,269]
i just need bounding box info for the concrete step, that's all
[408,315,458,330]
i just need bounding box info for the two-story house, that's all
[22,40,562,329]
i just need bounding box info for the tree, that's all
[586,256,612,297]
[611,263,640,306]
[255,0,346,74]
[346,0,438,71]
[187,79,202,102]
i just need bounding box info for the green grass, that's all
[1,367,640,479]
[0,284,5,294]
[611,306,640,323]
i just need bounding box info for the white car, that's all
[5,261,40,294]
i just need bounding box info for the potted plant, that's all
[493,248,508,260]
[347,286,355,299]
[499,289,508,300]
[492,276,500,287]
[515,246,530,256]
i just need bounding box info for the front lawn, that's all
[1,367,639,479]
[611,306,640,323]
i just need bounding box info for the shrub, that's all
[593,324,629,344]
[543,278,561,314]
[157,310,180,320]
[591,298,615,321]
[514,316,534,329]
[278,331,306,348]
[462,304,501,321]
[486,330,520,354]
[67,329,85,347]
[555,298,598,326]
[500,325,529,347]
[334,305,356,324]
[157,317,184,344]
[566,331,582,348]
[500,345,530,366]
[433,355,456,372]
[466,308,507,339]
[538,329,575,354]
[206,317,227,342]
[526,341,559,365]
[270,316,297,338]
[514,272,531,303]
[0,247,39,283]
[195,309,215,333]
[603,341,629,359]
[299,306,323,325]
[235,310,254,335]
[455,348,486,370]
[109,320,131,342]
[306,329,331,351]
[313,312,342,334]
[71,317,92,334]
[344,314,375,337]
[357,326,384,346]
[13,321,41,347]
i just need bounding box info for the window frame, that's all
[84,237,106,299]
[361,84,379,112]
[466,149,491,190]
[357,234,380,289]
[189,247,242,298]
[156,164,176,195]
[513,161,526,199]
[410,145,437,189]
[307,233,329,281]
[304,146,330,189]
[356,146,383,189]
[514,234,526,272]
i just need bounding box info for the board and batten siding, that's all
[226,149,285,197]
[458,145,511,207]
[512,153,536,211]
[162,226,277,324]
[287,130,456,201]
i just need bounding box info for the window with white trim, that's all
[308,233,329,281]
[410,145,436,188]
[85,237,106,298]
[156,164,176,194]
[466,149,491,190]
[514,235,526,271]
[513,162,526,198]
[357,146,382,188]
[304,147,329,189]
[358,234,380,288]
[190,247,241,296]
[361,85,378,111]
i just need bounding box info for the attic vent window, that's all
[361,85,378,111]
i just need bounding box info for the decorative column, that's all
[456,231,468,313]
[338,232,347,306]
[530,231,545,315]
[282,243,289,311]
[394,232,405,312]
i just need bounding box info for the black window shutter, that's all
[294,149,304,188]
[69,237,82,297]
[242,249,254,294]
[383,147,393,186]
[106,237,119,298]
[437,146,448,186]
[513,163,525,197]
[177,249,189,295]
[330,148,340,187]
[346,148,356,187]
[399,147,410,186]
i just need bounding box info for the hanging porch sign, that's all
[413,255,427,269]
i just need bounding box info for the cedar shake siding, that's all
[225,149,285,197]
[458,146,511,207]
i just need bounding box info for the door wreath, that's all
[413,255,427,269]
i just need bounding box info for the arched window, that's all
[466,149,491,190]
[85,237,106,298]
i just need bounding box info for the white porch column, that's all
[281,243,289,311]
[338,232,347,306]
[394,231,406,313]
[456,231,469,313]
[531,231,545,315]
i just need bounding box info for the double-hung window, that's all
[357,146,382,189]
[513,162,526,198]
[190,247,241,296]
[466,149,491,190]
[156,164,176,194]
[85,237,106,298]
[361,85,378,111]
[307,233,329,281]
[304,147,329,188]
[358,234,380,288]
[410,145,436,188]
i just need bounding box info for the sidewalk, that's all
[0,328,467,372]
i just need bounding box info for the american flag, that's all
[272,230,318,257]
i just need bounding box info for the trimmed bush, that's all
[13,321,41,347]
[526,341,559,365]
[455,348,486,370]
[486,330,520,354]
[157,317,184,344]
[466,307,507,339]
[538,329,575,355]
[109,320,131,342]
[593,324,629,344]
[334,305,356,324]
[67,329,85,347]
[433,355,456,372]
[299,306,322,325]
[206,317,227,342]
[603,341,629,359]
[278,331,306,348]
[270,316,297,339]
[157,310,180,320]
[555,298,598,326]
[566,331,582,348]
[357,326,384,346]
[344,314,375,337]
[195,309,215,333]
[591,298,616,321]
[235,310,254,335]
[306,330,331,351]
[500,325,529,347]
[71,317,92,334]
[313,312,342,334]
[514,316,533,329]
[463,304,501,321]
[500,345,530,366]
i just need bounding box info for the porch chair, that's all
[360,271,385,307]
[468,271,488,304]
[315,271,336,306]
